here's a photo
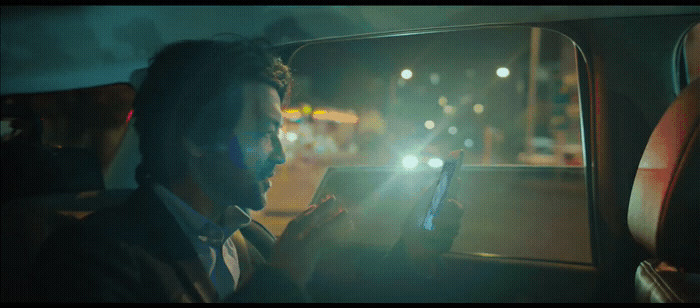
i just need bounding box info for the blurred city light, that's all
[302,105,313,114]
[448,126,458,135]
[286,132,298,142]
[430,73,440,85]
[464,138,474,148]
[496,67,510,78]
[401,69,413,80]
[282,108,302,120]
[473,103,484,114]
[443,105,455,115]
[424,120,435,130]
[438,95,448,106]
[428,158,444,169]
[311,109,359,123]
[402,155,420,169]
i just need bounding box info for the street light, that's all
[401,69,413,80]
[496,67,510,78]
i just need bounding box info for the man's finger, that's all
[306,195,339,223]
[306,208,351,242]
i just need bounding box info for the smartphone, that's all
[422,149,464,230]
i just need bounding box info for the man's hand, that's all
[267,195,351,288]
[399,178,464,276]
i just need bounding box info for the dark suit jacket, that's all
[30,186,309,302]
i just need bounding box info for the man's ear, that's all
[182,137,204,158]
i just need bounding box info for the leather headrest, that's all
[628,77,700,272]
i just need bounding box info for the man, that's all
[30,38,461,302]
[30,38,348,302]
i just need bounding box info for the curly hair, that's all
[132,38,291,186]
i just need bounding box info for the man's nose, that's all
[270,135,286,165]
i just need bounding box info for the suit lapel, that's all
[129,186,220,302]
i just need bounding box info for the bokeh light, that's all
[464,138,474,148]
[438,96,448,106]
[496,67,510,78]
[302,105,313,114]
[286,132,298,142]
[443,105,455,114]
[402,155,420,169]
[473,103,484,114]
[428,158,444,168]
[430,73,440,85]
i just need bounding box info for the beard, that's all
[188,151,267,213]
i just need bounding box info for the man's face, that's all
[186,82,285,213]
[232,82,286,204]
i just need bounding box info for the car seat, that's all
[627,77,700,302]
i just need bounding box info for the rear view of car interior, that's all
[1,6,698,303]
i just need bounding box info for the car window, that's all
[254,26,591,264]
[286,27,582,168]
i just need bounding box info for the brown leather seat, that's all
[627,77,700,303]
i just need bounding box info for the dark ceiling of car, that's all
[2,6,699,95]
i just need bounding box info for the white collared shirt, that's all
[153,184,251,298]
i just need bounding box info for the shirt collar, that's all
[153,184,251,243]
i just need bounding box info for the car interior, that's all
[1,6,698,302]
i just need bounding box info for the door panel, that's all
[307,166,595,302]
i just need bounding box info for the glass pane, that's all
[256,27,590,264]
[286,27,582,169]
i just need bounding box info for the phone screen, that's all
[422,150,463,230]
